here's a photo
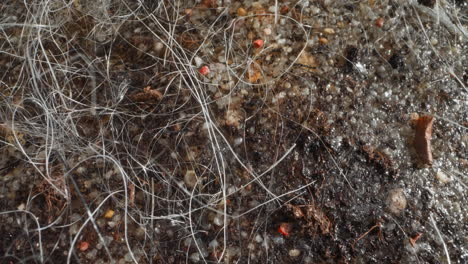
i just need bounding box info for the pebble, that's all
[190,252,200,263]
[184,170,198,188]
[323,28,335,35]
[435,170,452,184]
[289,249,301,257]
[237,7,247,16]
[194,57,203,67]
[104,209,115,219]
[319,37,329,45]
[213,215,223,226]
[154,42,164,52]
[375,17,384,28]
[255,234,263,243]
[17,203,25,210]
[386,188,407,214]
[208,239,219,248]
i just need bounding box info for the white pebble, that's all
[435,170,452,184]
[263,28,272,35]
[208,239,219,248]
[213,215,223,226]
[154,42,164,52]
[190,252,200,262]
[255,234,263,243]
[233,137,243,146]
[268,6,277,13]
[194,57,204,67]
[386,188,407,215]
[289,249,301,257]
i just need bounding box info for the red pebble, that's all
[278,222,291,236]
[198,66,210,76]
[253,39,264,49]
[78,241,90,252]
[375,17,384,28]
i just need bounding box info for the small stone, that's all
[154,42,164,52]
[263,28,272,35]
[323,28,335,35]
[208,239,219,248]
[289,249,301,257]
[435,170,452,184]
[375,17,384,28]
[213,215,223,226]
[386,188,407,215]
[318,37,329,45]
[253,39,264,48]
[78,241,90,251]
[237,7,247,16]
[198,66,210,76]
[255,234,263,243]
[104,209,115,219]
[184,170,198,188]
[194,57,203,67]
[190,252,200,262]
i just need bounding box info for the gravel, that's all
[0,0,466,263]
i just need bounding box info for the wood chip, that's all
[414,115,434,165]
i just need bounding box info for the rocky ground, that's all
[0,0,467,263]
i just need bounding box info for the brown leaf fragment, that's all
[414,115,434,165]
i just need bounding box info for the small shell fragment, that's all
[413,115,434,165]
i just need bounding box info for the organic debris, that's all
[361,145,397,176]
[414,115,434,166]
